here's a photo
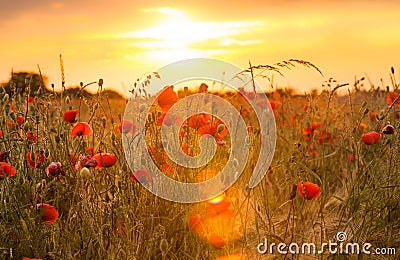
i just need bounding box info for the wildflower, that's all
[22,257,42,260]
[17,115,25,126]
[62,110,79,123]
[188,113,212,129]
[130,169,152,183]
[36,203,58,225]
[157,86,179,113]
[26,151,45,168]
[27,130,37,142]
[189,214,204,232]
[46,162,64,177]
[348,155,355,162]
[26,96,35,103]
[207,195,233,218]
[93,153,117,168]
[0,130,2,138]
[86,147,94,156]
[209,233,226,249]
[157,113,173,126]
[0,162,16,177]
[71,122,93,137]
[382,125,395,135]
[297,181,321,200]
[361,131,381,145]
[387,92,400,106]
[114,120,137,134]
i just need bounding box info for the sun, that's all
[120,7,263,62]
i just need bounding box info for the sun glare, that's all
[119,7,263,62]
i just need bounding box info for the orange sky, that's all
[1,0,400,96]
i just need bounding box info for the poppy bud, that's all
[362,131,381,145]
[98,78,103,87]
[3,93,9,102]
[217,124,225,133]
[159,238,169,254]
[139,104,147,113]
[363,108,369,115]
[80,167,91,179]
[391,66,395,74]
[65,96,70,104]
[382,125,395,134]
[44,149,50,158]
[55,135,61,143]
[4,104,10,115]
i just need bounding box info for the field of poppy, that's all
[1,64,400,259]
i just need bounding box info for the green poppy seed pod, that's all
[4,105,10,116]
[121,164,128,172]
[363,108,369,115]
[111,132,116,141]
[111,118,114,125]
[35,115,40,124]
[44,149,50,158]
[139,104,146,113]
[101,118,107,128]
[361,101,367,108]
[159,238,169,254]
[10,112,16,121]
[378,113,385,120]
[217,124,225,133]
[80,167,91,180]
[55,135,61,143]
[30,152,36,162]
[232,158,238,168]
[23,124,29,131]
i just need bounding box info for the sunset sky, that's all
[1,0,399,96]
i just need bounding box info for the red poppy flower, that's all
[71,122,93,137]
[26,96,35,103]
[62,110,79,123]
[114,120,138,134]
[361,131,381,145]
[27,130,37,142]
[189,214,204,232]
[209,233,226,249]
[86,147,94,156]
[157,86,179,113]
[22,257,42,260]
[348,155,355,162]
[26,152,45,168]
[157,113,173,126]
[17,115,25,126]
[0,162,16,177]
[387,92,400,106]
[269,101,281,111]
[46,162,64,177]
[130,169,152,183]
[0,130,2,138]
[297,181,321,200]
[188,113,212,129]
[311,121,324,130]
[93,153,117,168]
[207,195,231,218]
[37,203,58,225]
